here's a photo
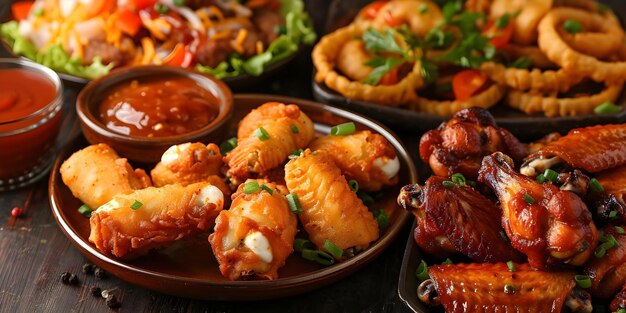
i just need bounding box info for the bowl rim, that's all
[76,65,233,145]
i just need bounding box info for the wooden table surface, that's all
[0,2,419,311]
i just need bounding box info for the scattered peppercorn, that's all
[105,295,121,308]
[11,207,22,217]
[60,272,71,284]
[90,286,102,297]
[69,274,78,284]
[94,267,106,279]
[82,263,94,275]
[101,289,112,299]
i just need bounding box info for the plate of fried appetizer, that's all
[398,106,626,312]
[312,0,626,137]
[48,94,416,300]
[0,0,316,88]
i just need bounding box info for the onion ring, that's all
[556,10,624,59]
[371,0,443,37]
[480,61,584,93]
[410,83,505,116]
[490,0,553,45]
[553,0,599,11]
[312,24,423,106]
[500,44,556,69]
[538,7,626,84]
[505,82,623,117]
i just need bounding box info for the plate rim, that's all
[48,93,418,299]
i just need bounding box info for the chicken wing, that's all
[398,177,524,263]
[209,179,297,280]
[478,152,599,269]
[60,143,152,209]
[521,124,626,176]
[583,228,626,299]
[309,130,399,192]
[418,263,590,313]
[284,149,379,253]
[611,283,626,312]
[420,107,528,180]
[224,102,315,181]
[587,165,626,224]
[89,182,224,258]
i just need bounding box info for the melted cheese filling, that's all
[244,231,272,263]
[373,156,400,180]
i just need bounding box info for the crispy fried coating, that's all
[60,143,152,209]
[285,150,379,252]
[89,182,224,258]
[209,179,297,280]
[309,131,399,192]
[151,142,223,186]
[410,83,505,116]
[500,44,556,69]
[224,102,315,180]
[480,61,584,93]
[490,0,553,45]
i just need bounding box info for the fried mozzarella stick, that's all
[285,150,379,254]
[309,131,400,192]
[60,143,152,209]
[209,179,297,280]
[89,182,224,258]
[224,102,315,180]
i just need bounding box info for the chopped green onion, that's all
[504,284,516,294]
[536,174,547,184]
[323,240,343,258]
[595,245,607,258]
[78,204,93,218]
[374,210,390,229]
[330,122,356,136]
[543,169,558,183]
[594,102,621,114]
[441,258,453,265]
[499,231,509,242]
[610,210,618,219]
[254,127,270,141]
[290,125,299,134]
[442,181,455,189]
[154,3,169,14]
[348,179,359,193]
[419,3,428,13]
[294,238,313,253]
[34,8,44,17]
[301,249,335,265]
[510,57,532,69]
[496,13,510,29]
[523,194,535,204]
[563,19,583,34]
[589,178,604,192]
[219,137,237,154]
[616,226,625,234]
[130,200,143,210]
[618,308,626,313]
[243,181,260,194]
[506,261,516,272]
[415,260,429,282]
[451,173,466,186]
[260,184,273,195]
[173,0,185,6]
[574,275,592,289]
[289,148,304,159]
[287,193,303,214]
[358,191,376,207]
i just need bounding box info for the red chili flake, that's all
[11,207,22,217]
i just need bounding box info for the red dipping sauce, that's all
[0,63,63,190]
[98,77,220,138]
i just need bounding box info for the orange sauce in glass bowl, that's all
[98,77,220,138]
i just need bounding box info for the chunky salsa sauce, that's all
[99,76,220,138]
[0,69,56,123]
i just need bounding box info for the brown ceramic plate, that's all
[49,94,417,301]
[313,0,626,140]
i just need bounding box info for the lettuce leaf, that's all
[1,21,113,79]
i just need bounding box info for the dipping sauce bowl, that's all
[0,59,63,191]
[77,66,233,163]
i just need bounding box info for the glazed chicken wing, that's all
[611,283,626,312]
[309,130,400,192]
[224,102,315,181]
[60,143,152,209]
[420,107,528,180]
[587,165,626,224]
[583,228,626,299]
[418,263,591,313]
[478,152,599,269]
[285,149,379,254]
[89,182,224,258]
[209,179,297,280]
[398,177,524,263]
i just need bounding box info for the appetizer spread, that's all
[400,107,626,312]
[1,0,316,79]
[313,0,626,117]
[59,101,401,280]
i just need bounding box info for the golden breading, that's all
[60,143,152,209]
[309,131,399,192]
[489,0,553,45]
[411,83,505,116]
[500,44,556,69]
[89,182,224,258]
[209,179,297,280]
[284,150,379,252]
[480,61,584,93]
[224,102,315,180]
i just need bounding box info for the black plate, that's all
[313,0,626,139]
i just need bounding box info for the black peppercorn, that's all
[82,263,94,275]
[90,286,101,297]
[68,274,78,285]
[105,295,120,308]
[60,272,71,284]
[94,267,105,279]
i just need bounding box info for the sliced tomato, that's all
[379,68,399,85]
[130,0,158,10]
[87,0,115,17]
[383,10,404,27]
[452,69,488,101]
[163,44,194,67]
[11,1,34,21]
[482,18,514,49]
[116,9,143,36]
[362,1,387,20]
